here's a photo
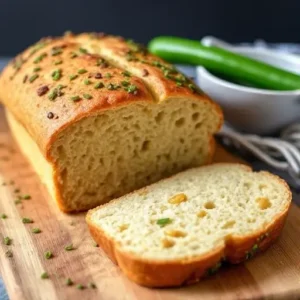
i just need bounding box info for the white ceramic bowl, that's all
[196,37,300,135]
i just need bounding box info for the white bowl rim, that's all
[196,47,300,96]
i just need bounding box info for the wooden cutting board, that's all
[1,109,300,300]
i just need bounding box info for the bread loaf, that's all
[87,163,291,287]
[0,32,222,212]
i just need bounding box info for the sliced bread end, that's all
[86,163,291,287]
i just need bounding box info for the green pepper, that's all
[148,36,300,91]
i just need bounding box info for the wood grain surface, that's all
[0,108,300,300]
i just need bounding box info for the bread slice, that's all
[86,163,291,287]
[0,33,222,212]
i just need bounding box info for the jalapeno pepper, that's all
[148,36,300,91]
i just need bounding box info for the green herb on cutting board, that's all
[66,278,74,286]
[3,236,12,245]
[44,251,53,259]
[32,228,41,234]
[76,284,85,290]
[41,272,49,279]
[64,244,75,251]
[22,217,33,224]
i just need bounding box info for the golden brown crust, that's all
[0,37,153,157]
[74,33,223,131]
[0,32,223,213]
[0,33,223,160]
[86,163,292,288]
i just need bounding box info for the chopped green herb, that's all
[50,84,65,98]
[94,82,104,89]
[4,237,12,245]
[33,67,41,72]
[71,96,81,102]
[88,282,97,289]
[176,82,183,87]
[122,70,131,77]
[83,93,93,99]
[64,244,75,251]
[32,228,41,234]
[83,79,91,85]
[23,194,31,200]
[29,74,39,83]
[79,47,88,54]
[41,272,49,279]
[188,83,196,92]
[163,70,171,78]
[124,84,138,94]
[51,47,63,56]
[5,250,13,258]
[14,199,22,205]
[69,74,78,81]
[96,58,108,67]
[107,83,120,90]
[78,69,87,74]
[34,53,47,64]
[22,217,33,224]
[156,218,172,227]
[70,52,78,59]
[48,90,57,101]
[207,262,222,276]
[125,53,138,62]
[1,214,7,219]
[54,60,63,65]
[245,243,259,260]
[66,278,73,286]
[121,80,130,87]
[13,57,24,70]
[51,69,62,81]
[76,284,85,290]
[153,61,165,68]
[44,251,53,259]
[126,39,139,51]
[14,188,20,193]
[30,42,47,55]
[105,73,112,78]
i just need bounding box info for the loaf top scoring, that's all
[0,32,222,158]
